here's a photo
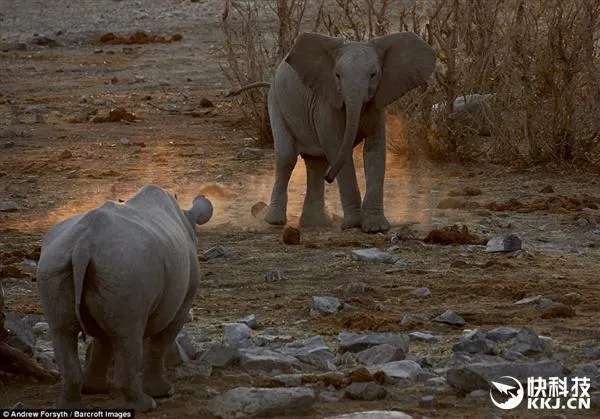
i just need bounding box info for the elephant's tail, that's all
[225,82,271,97]
[72,238,91,342]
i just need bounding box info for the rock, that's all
[31,322,49,337]
[584,347,600,360]
[4,314,36,356]
[200,98,214,108]
[432,310,465,326]
[411,287,430,297]
[59,149,73,160]
[164,339,190,367]
[271,373,303,387]
[65,170,79,179]
[239,347,301,373]
[509,328,550,355]
[209,386,315,418]
[237,147,264,160]
[0,201,19,212]
[425,377,446,388]
[310,296,342,317]
[452,329,495,354]
[251,201,269,218]
[343,282,368,296]
[540,185,555,193]
[345,382,387,401]
[419,394,436,408]
[409,332,441,343]
[463,389,487,406]
[485,327,519,343]
[265,270,287,282]
[514,295,541,305]
[485,234,522,253]
[367,360,423,383]
[282,226,300,244]
[252,334,293,346]
[200,245,226,261]
[223,323,253,348]
[355,344,406,366]
[119,137,131,146]
[240,314,259,330]
[282,336,335,370]
[351,248,397,264]
[35,351,58,372]
[447,360,569,392]
[176,330,199,360]
[338,332,409,354]
[325,412,413,419]
[198,343,240,368]
[318,388,342,403]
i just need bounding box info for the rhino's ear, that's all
[190,195,213,225]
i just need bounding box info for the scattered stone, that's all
[367,360,423,383]
[264,269,288,282]
[540,185,555,193]
[240,314,259,330]
[432,310,465,326]
[463,389,487,406]
[91,107,136,123]
[318,388,342,403]
[350,248,397,264]
[198,343,240,368]
[282,226,300,245]
[423,225,485,245]
[419,394,437,408]
[537,297,554,310]
[338,332,409,354]
[502,349,524,361]
[425,377,446,388]
[485,327,519,343]
[175,330,198,360]
[59,149,73,160]
[355,344,406,366]
[409,332,441,343]
[509,328,550,355]
[0,201,19,212]
[119,137,131,146]
[200,245,226,261]
[239,347,301,372]
[252,334,294,346]
[283,336,335,370]
[541,302,575,319]
[310,296,343,317]
[390,224,418,243]
[448,186,483,197]
[452,330,495,354]
[237,147,264,160]
[164,339,189,367]
[325,412,413,419]
[31,322,49,337]
[209,386,315,418]
[4,314,36,356]
[485,234,522,253]
[447,360,569,392]
[343,282,369,296]
[411,287,430,297]
[200,98,214,108]
[251,201,269,218]
[223,323,253,349]
[4,141,16,149]
[583,347,600,360]
[514,295,541,305]
[345,382,387,401]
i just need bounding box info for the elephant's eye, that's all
[335,72,341,79]
[370,71,377,79]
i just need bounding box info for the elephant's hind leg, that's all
[51,327,85,409]
[299,155,331,227]
[82,337,111,394]
[265,97,297,225]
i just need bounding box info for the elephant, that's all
[262,31,436,233]
[36,185,213,412]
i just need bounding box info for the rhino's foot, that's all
[143,376,174,399]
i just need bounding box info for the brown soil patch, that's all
[423,225,487,245]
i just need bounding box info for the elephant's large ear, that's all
[285,32,344,109]
[370,32,436,109]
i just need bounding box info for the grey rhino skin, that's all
[36,185,213,412]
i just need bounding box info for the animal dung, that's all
[282,226,300,245]
[251,201,269,218]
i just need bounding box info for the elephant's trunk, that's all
[324,95,363,183]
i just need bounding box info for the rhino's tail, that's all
[72,238,91,342]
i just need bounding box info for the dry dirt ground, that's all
[1,1,600,418]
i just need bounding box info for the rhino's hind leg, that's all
[82,338,111,394]
[142,306,190,398]
[51,328,85,409]
[113,334,156,412]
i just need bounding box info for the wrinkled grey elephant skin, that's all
[36,185,213,412]
[264,31,436,233]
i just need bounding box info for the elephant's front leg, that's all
[362,114,390,233]
[299,155,330,227]
[335,156,362,229]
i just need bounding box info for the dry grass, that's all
[219,0,600,167]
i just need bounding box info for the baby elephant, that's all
[36,185,213,412]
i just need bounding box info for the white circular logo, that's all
[489,376,525,410]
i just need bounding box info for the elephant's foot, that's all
[143,375,174,398]
[264,205,286,226]
[341,211,362,230]
[122,390,157,413]
[361,213,390,233]
[299,208,331,227]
